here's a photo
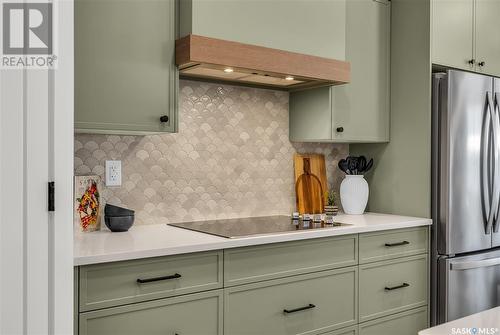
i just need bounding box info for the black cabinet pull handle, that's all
[478,61,486,67]
[468,59,476,65]
[283,303,316,314]
[384,241,410,247]
[336,127,344,133]
[160,115,169,123]
[137,273,181,284]
[385,283,410,291]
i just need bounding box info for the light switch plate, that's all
[105,160,122,186]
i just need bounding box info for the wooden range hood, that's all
[176,35,350,90]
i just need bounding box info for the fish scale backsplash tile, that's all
[75,80,348,225]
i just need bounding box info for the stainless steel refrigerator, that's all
[432,69,500,325]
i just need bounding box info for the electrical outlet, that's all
[105,160,122,186]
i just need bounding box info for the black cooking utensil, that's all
[358,156,367,173]
[347,156,358,175]
[363,159,373,173]
[338,156,374,175]
[338,159,349,174]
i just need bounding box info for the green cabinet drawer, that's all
[359,255,428,322]
[359,227,428,264]
[79,251,222,311]
[321,326,358,335]
[358,306,428,335]
[224,235,358,286]
[225,267,358,335]
[80,290,223,335]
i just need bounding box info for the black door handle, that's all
[336,127,344,133]
[137,273,181,284]
[160,115,169,123]
[384,241,410,247]
[385,283,410,291]
[283,304,316,314]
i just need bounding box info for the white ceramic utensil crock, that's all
[340,175,369,215]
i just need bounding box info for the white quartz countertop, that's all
[74,212,431,266]
[419,307,500,334]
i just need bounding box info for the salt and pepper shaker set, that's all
[291,212,336,225]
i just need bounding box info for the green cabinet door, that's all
[475,0,500,76]
[432,0,474,70]
[358,307,428,335]
[180,0,346,60]
[359,255,428,322]
[79,290,223,335]
[224,268,358,335]
[224,234,358,286]
[332,0,390,142]
[289,0,390,143]
[75,0,178,134]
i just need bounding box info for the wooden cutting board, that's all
[294,154,328,214]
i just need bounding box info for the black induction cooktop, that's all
[168,215,351,238]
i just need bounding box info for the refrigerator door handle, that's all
[482,92,494,234]
[493,92,500,233]
[450,256,500,270]
[489,92,500,232]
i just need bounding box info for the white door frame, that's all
[0,0,74,334]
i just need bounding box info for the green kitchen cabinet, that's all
[75,228,430,335]
[79,251,222,311]
[359,255,428,322]
[289,0,390,143]
[322,326,358,335]
[75,0,178,134]
[359,227,428,264]
[474,0,500,76]
[179,0,346,60]
[358,307,428,335]
[224,234,357,286]
[224,267,358,335]
[79,290,223,335]
[432,0,500,76]
[431,0,474,71]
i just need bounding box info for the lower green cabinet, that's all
[75,227,429,335]
[359,254,428,322]
[358,307,428,335]
[224,267,358,335]
[79,290,223,335]
[322,326,358,335]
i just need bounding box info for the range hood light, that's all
[224,68,234,73]
[285,76,294,81]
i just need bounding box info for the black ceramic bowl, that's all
[104,215,135,232]
[104,204,135,217]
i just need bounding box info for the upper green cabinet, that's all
[179,0,346,60]
[431,0,474,71]
[290,0,391,143]
[475,0,500,76]
[432,0,500,76]
[75,0,178,134]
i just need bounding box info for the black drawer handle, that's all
[160,115,169,123]
[283,303,316,314]
[385,283,410,291]
[137,273,181,284]
[384,241,410,247]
